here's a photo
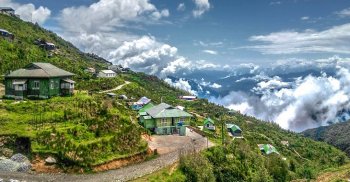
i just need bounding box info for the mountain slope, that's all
[0,14,349,181]
[0,14,110,77]
[116,72,349,181]
[303,121,350,156]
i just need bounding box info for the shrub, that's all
[180,153,215,182]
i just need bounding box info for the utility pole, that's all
[221,112,225,145]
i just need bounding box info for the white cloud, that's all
[195,41,223,47]
[336,7,350,17]
[202,49,218,55]
[246,23,350,54]
[107,36,221,77]
[164,78,198,95]
[108,36,181,76]
[59,0,169,33]
[177,3,186,11]
[1,0,51,24]
[192,0,210,18]
[55,0,178,77]
[210,83,222,89]
[210,57,350,132]
[301,16,309,20]
[252,76,291,94]
[151,9,170,20]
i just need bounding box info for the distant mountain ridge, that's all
[303,121,350,156]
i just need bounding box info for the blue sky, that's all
[5,0,350,70]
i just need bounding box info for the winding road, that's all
[0,129,212,182]
[99,81,131,94]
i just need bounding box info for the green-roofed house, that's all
[4,62,75,99]
[203,118,215,131]
[227,124,242,137]
[140,103,193,135]
[139,103,155,128]
[258,144,279,155]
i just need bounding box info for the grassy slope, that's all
[0,14,109,77]
[303,121,350,157]
[118,72,349,181]
[311,163,350,182]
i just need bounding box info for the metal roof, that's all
[137,96,151,105]
[258,144,279,155]
[100,70,115,74]
[145,103,192,118]
[0,29,10,34]
[139,112,147,116]
[5,63,75,78]
[62,78,75,83]
[204,118,215,125]
[139,103,155,113]
[227,124,242,132]
[12,79,27,84]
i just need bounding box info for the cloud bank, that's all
[246,23,350,54]
[210,57,350,132]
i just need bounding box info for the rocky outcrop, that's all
[0,153,31,173]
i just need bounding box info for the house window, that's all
[50,80,54,89]
[15,85,23,91]
[207,124,210,127]
[161,119,168,126]
[33,81,40,90]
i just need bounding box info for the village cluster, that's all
[0,6,280,158]
[1,61,280,156]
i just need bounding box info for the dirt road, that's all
[0,128,212,182]
[99,81,131,94]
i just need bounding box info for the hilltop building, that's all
[203,118,215,130]
[0,28,14,40]
[258,144,279,155]
[179,95,197,101]
[132,96,151,110]
[97,70,116,78]
[4,63,75,99]
[0,7,18,17]
[227,124,242,137]
[34,39,56,51]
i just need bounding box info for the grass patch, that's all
[132,163,185,182]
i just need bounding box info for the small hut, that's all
[118,94,128,100]
[203,118,215,130]
[132,96,151,110]
[258,144,279,155]
[227,124,242,137]
[106,93,116,98]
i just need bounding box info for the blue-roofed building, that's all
[132,96,152,110]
